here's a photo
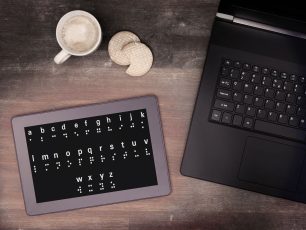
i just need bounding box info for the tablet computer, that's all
[12,96,170,215]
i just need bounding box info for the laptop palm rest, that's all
[238,137,305,192]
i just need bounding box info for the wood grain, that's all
[1,0,306,229]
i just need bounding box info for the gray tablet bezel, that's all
[12,96,171,215]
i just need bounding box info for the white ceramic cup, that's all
[54,10,102,64]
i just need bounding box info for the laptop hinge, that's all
[216,13,306,40]
[233,17,306,40]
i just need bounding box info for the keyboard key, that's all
[254,97,264,107]
[254,86,264,96]
[265,99,275,109]
[244,94,253,104]
[300,76,305,83]
[243,118,254,129]
[276,102,285,112]
[300,119,306,129]
[271,69,278,77]
[243,63,251,70]
[254,120,306,142]
[223,59,232,66]
[222,112,232,124]
[280,72,288,80]
[219,78,231,88]
[272,79,282,89]
[217,89,232,100]
[235,104,245,114]
[233,81,242,91]
[257,109,266,119]
[233,92,243,102]
[246,106,256,117]
[262,76,272,86]
[211,110,222,122]
[286,104,296,115]
[253,65,260,72]
[265,88,275,98]
[290,74,298,82]
[214,99,234,111]
[240,71,251,81]
[283,81,293,92]
[297,96,306,106]
[244,83,253,94]
[278,114,288,124]
[297,107,306,116]
[262,67,269,75]
[289,116,299,127]
[233,115,243,126]
[234,61,242,68]
[221,67,229,76]
[275,91,286,101]
[230,69,240,78]
[268,111,277,121]
[294,84,304,94]
[286,93,296,104]
[251,73,261,84]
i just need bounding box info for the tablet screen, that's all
[24,109,157,203]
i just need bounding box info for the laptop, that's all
[181,0,306,202]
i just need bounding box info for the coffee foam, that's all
[61,15,98,53]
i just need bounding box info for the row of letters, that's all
[27,112,147,135]
[75,171,116,193]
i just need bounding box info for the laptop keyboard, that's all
[209,58,306,142]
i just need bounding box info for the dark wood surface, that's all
[1,1,306,229]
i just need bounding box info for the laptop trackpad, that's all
[238,137,305,191]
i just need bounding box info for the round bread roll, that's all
[122,42,153,77]
[108,31,140,65]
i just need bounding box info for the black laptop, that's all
[181,0,306,203]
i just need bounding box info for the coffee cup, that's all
[54,10,102,64]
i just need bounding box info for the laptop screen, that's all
[219,0,306,33]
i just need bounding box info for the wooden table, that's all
[1,0,306,229]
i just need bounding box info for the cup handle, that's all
[54,50,71,64]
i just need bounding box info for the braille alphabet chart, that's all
[25,109,158,203]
